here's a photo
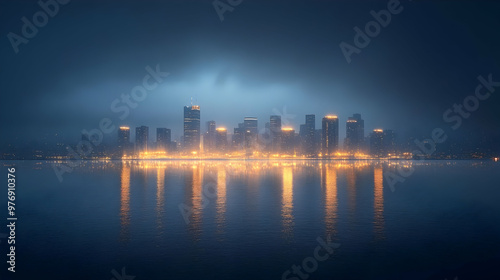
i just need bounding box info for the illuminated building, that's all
[281,127,295,154]
[204,121,216,152]
[156,128,171,152]
[345,113,364,153]
[118,126,130,153]
[322,115,339,156]
[244,117,258,148]
[233,123,245,148]
[135,126,149,153]
[270,115,282,152]
[304,114,316,156]
[183,105,201,152]
[370,129,384,157]
[383,129,396,156]
[216,127,228,151]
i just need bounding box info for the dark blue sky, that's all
[1,0,499,146]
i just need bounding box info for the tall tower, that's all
[135,126,149,153]
[304,114,316,155]
[156,128,171,151]
[322,115,339,156]
[216,127,228,152]
[118,126,130,149]
[243,117,258,148]
[204,121,216,152]
[370,129,384,157]
[183,105,201,152]
[345,113,364,153]
[270,115,282,152]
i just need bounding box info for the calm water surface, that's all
[1,160,500,280]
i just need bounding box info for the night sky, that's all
[1,0,499,148]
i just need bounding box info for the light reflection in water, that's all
[322,163,338,236]
[374,165,385,240]
[120,162,131,242]
[188,164,203,239]
[282,166,294,240]
[216,166,227,234]
[156,166,166,233]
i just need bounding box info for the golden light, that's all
[282,127,294,131]
[325,115,338,119]
[495,158,499,162]
[373,129,383,132]
[119,126,130,130]
[191,151,198,155]
[216,127,227,131]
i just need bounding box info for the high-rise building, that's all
[383,129,396,156]
[156,128,171,151]
[270,115,282,152]
[183,105,201,152]
[233,123,245,148]
[118,126,130,154]
[135,126,149,153]
[370,129,384,157]
[322,115,339,156]
[244,117,258,148]
[345,113,364,153]
[204,121,216,152]
[304,114,316,156]
[281,127,295,155]
[216,127,228,152]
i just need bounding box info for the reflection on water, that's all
[282,166,294,240]
[118,160,389,242]
[156,166,165,234]
[216,165,226,235]
[120,162,131,242]
[322,163,338,236]
[373,165,385,240]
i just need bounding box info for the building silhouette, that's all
[322,115,339,156]
[216,127,228,152]
[270,115,282,152]
[304,114,316,156]
[345,113,364,153]
[370,129,384,157]
[156,128,171,152]
[204,121,216,152]
[118,126,131,154]
[135,126,149,153]
[243,117,258,149]
[233,123,245,148]
[281,127,295,155]
[183,105,201,152]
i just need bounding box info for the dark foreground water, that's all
[1,160,500,280]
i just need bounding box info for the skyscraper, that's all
[304,114,316,156]
[243,117,258,148]
[135,126,149,153]
[383,129,396,156]
[118,126,130,152]
[345,113,364,153]
[183,105,201,152]
[216,127,228,152]
[232,123,244,148]
[281,127,295,155]
[156,128,171,151]
[370,129,384,157]
[204,121,216,152]
[322,115,339,156]
[270,115,282,152]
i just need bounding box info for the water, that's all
[1,160,500,279]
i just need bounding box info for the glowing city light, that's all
[325,115,338,119]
